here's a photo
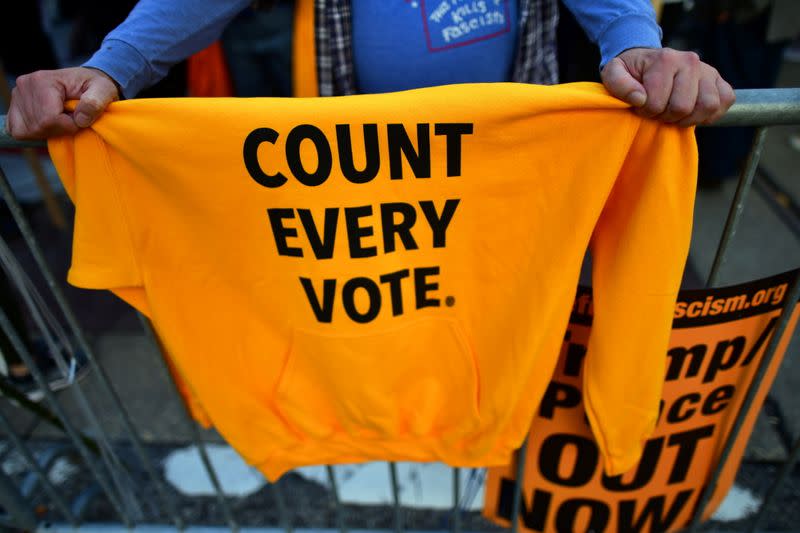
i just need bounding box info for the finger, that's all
[34,81,78,136]
[9,105,76,139]
[6,88,32,139]
[601,57,647,107]
[678,75,720,127]
[637,66,675,118]
[702,76,736,125]
[13,73,73,139]
[41,114,80,138]
[73,80,117,128]
[659,65,700,123]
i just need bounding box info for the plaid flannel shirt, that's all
[314,0,559,96]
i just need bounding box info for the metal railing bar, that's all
[459,469,482,514]
[0,306,131,526]
[19,444,71,497]
[0,410,76,524]
[451,468,460,533]
[270,482,292,533]
[189,423,239,532]
[0,89,798,152]
[0,164,181,525]
[0,116,41,148]
[0,230,143,521]
[137,314,236,531]
[326,465,346,533]
[747,433,800,532]
[0,376,96,449]
[0,463,37,530]
[509,438,528,533]
[706,127,768,287]
[711,88,800,127]
[686,268,800,532]
[388,462,402,533]
[71,484,103,523]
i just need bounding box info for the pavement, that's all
[0,60,798,531]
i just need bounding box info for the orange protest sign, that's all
[484,269,798,532]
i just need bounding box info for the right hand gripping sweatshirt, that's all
[48,82,697,480]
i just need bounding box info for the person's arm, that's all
[6,0,250,140]
[564,0,735,126]
[84,0,251,99]
[561,0,663,68]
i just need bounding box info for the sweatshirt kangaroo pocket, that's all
[274,318,481,440]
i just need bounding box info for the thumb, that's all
[601,57,647,108]
[73,76,118,128]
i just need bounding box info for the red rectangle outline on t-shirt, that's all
[420,0,512,53]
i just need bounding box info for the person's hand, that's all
[601,47,735,127]
[6,67,119,140]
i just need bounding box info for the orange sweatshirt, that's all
[49,82,697,480]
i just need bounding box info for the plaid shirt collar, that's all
[315,0,559,96]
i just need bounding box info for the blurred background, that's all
[0,0,798,530]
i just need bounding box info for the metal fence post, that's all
[687,270,800,531]
[271,480,292,533]
[189,423,238,532]
[0,464,37,530]
[452,467,461,533]
[706,127,769,287]
[0,162,183,528]
[389,462,402,533]
[327,465,346,533]
[0,304,134,527]
[509,438,529,533]
[0,409,76,525]
[137,314,238,531]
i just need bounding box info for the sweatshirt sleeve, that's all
[585,117,697,476]
[561,0,663,67]
[48,131,143,296]
[83,0,251,98]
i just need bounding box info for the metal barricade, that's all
[0,88,797,532]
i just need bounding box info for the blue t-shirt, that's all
[85,0,663,98]
[352,0,519,93]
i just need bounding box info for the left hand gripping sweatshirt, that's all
[48,82,697,480]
